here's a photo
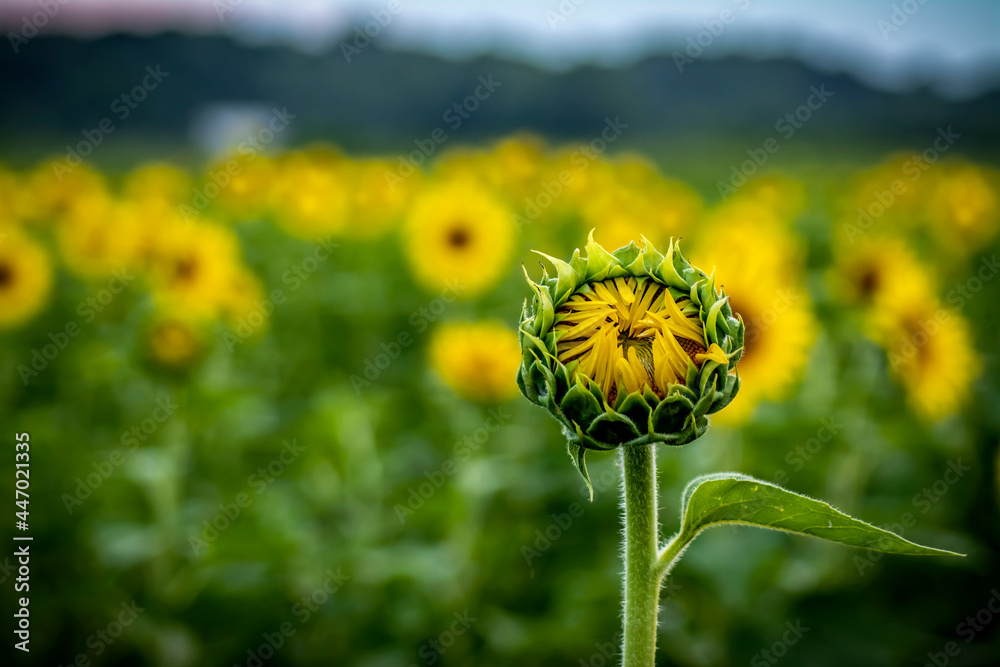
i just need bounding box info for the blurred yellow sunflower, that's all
[271,149,350,238]
[202,152,277,223]
[696,203,800,282]
[584,190,651,251]
[579,170,657,250]
[646,180,704,239]
[836,154,929,236]
[430,321,521,403]
[146,312,208,370]
[543,148,613,213]
[477,135,548,201]
[717,282,816,424]
[219,265,268,334]
[344,158,420,239]
[737,174,806,222]
[862,251,978,420]
[432,147,483,181]
[403,178,513,296]
[57,194,147,279]
[122,162,192,207]
[25,161,108,226]
[147,220,242,317]
[872,297,978,421]
[832,230,977,419]
[612,154,704,237]
[925,162,999,255]
[0,225,53,328]
[829,236,935,317]
[691,219,817,423]
[0,167,32,223]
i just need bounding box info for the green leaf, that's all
[663,473,962,567]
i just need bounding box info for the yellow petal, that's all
[695,343,729,365]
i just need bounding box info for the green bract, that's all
[516,234,744,497]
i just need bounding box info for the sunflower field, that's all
[2,125,1000,666]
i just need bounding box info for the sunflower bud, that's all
[517,233,743,496]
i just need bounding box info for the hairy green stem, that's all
[621,445,662,667]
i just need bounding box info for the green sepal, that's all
[697,273,718,314]
[523,267,555,336]
[651,394,694,435]
[532,250,579,307]
[704,296,730,346]
[516,360,533,402]
[732,315,746,364]
[640,242,665,277]
[668,383,698,404]
[519,328,552,366]
[527,351,557,403]
[708,372,740,414]
[569,248,589,285]
[617,391,653,428]
[560,382,603,429]
[567,440,594,501]
[583,231,619,282]
[698,358,724,397]
[611,242,641,267]
[553,360,573,403]
[654,240,689,290]
[641,386,661,407]
[684,358,699,389]
[692,376,718,418]
[587,412,641,445]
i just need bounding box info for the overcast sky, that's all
[3,0,999,97]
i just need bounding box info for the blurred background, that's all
[1,1,1000,665]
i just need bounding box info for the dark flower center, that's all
[857,266,880,299]
[173,257,197,282]
[0,262,12,288]
[447,226,471,249]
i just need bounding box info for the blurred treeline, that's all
[2,33,1000,168]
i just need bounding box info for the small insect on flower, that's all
[517,233,743,495]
